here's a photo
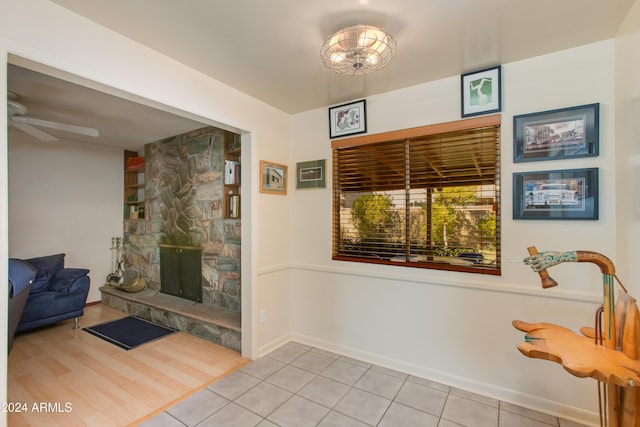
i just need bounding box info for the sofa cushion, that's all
[49,268,90,292]
[25,254,65,293]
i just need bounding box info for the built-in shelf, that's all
[224,135,241,219]
[124,150,145,219]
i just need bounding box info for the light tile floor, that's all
[140,341,591,427]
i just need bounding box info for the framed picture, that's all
[296,159,326,189]
[329,99,367,139]
[513,168,598,220]
[513,103,599,162]
[260,160,288,195]
[461,65,501,118]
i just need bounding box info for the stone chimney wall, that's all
[123,126,241,312]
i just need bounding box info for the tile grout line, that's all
[265,345,445,426]
[271,346,420,426]
[260,346,380,425]
[154,342,579,427]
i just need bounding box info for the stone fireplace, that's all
[101,126,241,351]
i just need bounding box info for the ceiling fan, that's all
[7,91,99,142]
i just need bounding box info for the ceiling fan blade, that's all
[11,115,99,137]
[10,120,58,142]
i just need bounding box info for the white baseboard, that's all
[257,333,292,357]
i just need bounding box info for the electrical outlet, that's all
[259,309,266,323]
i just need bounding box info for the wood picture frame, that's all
[513,103,599,162]
[296,159,326,189]
[513,168,599,220]
[260,160,288,195]
[461,65,501,118]
[329,99,367,139]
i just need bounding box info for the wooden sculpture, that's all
[514,246,640,427]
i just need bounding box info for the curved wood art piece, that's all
[514,246,640,427]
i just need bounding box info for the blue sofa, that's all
[15,254,90,333]
[8,258,36,352]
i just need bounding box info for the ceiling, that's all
[7,0,635,151]
[8,63,210,151]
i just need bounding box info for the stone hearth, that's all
[101,286,240,351]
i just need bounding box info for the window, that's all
[332,115,501,275]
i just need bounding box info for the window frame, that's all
[332,114,501,275]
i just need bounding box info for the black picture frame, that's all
[296,159,326,189]
[329,99,367,139]
[461,65,502,118]
[513,103,599,162]
[513,168,599,220]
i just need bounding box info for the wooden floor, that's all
[7,304,250,427]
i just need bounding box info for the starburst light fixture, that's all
[320,24,397,75]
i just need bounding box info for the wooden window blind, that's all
[332,115,501,275]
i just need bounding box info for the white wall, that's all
[0,49,7,427]
[615,0,640,297]
[0,1,293,423]
[288,41,617,425]
[8,132,123,303]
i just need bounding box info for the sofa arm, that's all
[8,259,36,297]
[49,268,90,294]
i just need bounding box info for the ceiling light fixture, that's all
[321,24,397,75]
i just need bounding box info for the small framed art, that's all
[513,168,598,220]
[329,99,367,139]
[461,66,501,118]
[513,103,599,162]
[296,159,326,189]
[260,160,288,195]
